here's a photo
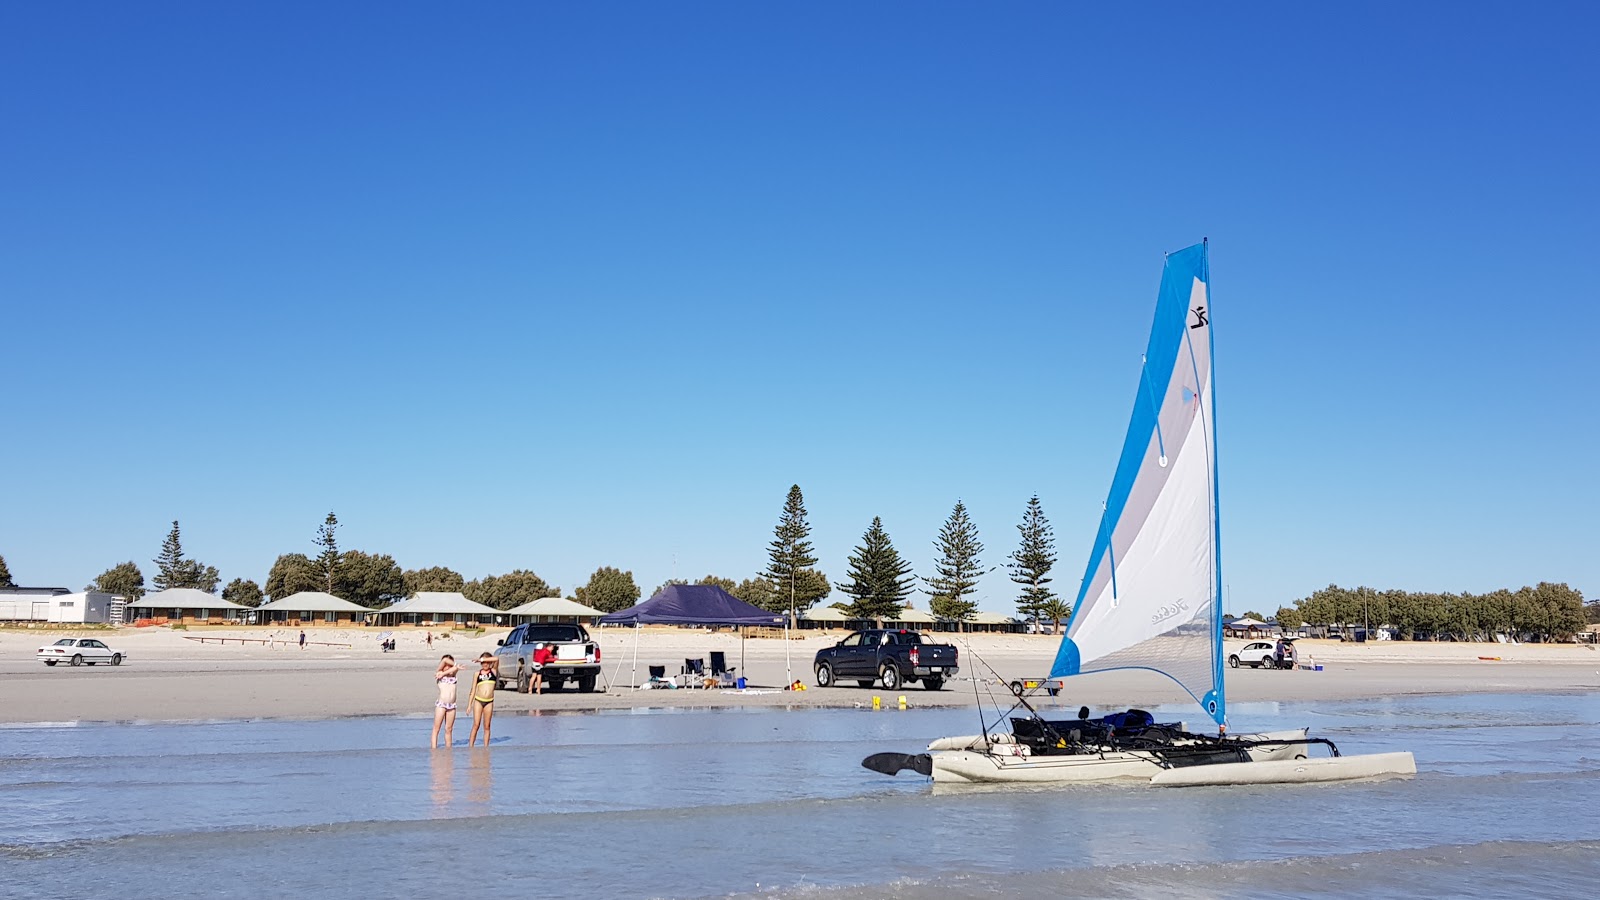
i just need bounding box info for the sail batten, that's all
[1049,243,1224,726]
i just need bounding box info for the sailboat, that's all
[866,242,1415,786]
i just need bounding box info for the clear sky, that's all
[3,2,1595,613]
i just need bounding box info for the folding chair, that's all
[710,651,737,687]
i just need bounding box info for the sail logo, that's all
[1190,306,1208,329]
[1151,598,1189,626]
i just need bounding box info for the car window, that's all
[838,634,862,648]
[54,639,75,646]
[525,625,583,643]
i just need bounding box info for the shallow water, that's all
[2,692,1596,899]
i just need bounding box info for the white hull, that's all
[1149,751,1417,787]
[928,729,1322,785]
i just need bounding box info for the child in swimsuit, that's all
[467,653,498,747]
[432,655,461,748]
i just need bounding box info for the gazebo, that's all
[255,591,370,626]
[508,595,605,624]
[1224,617,1273,639]
[127,588,251,625]
[369,592,499,628]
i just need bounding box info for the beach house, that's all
[254,591,370,626]
[369,591,500,628]
[126,588,252,626]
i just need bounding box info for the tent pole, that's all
[784,617,792,686]
[630,620,639,689]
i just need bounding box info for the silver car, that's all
[38,637,126,667]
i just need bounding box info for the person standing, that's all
[467,653,498,747]
[425,631,433,649]
[432,655,462,748]
[299,630,306,650]
[530,642,554,695]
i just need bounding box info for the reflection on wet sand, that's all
[430,749,454,815]
[468,747,493,806]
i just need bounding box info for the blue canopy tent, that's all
[599,585,785,688]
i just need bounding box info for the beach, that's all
[3,626,1596,724]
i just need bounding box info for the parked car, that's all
[494,623,601,692]
[813,629,959,690]
[1226,640,1278,669]
[38,638,125,667]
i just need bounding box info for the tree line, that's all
[1274,583,1590,642]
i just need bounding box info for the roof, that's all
[507,596,605,617]
[599,584,784,626]
[803,607,851,622]
[0,586,71,596]
[257,591,371,613]
[129,588,249,610]
[380,592,499,616]
[1225,617,1270,628]
[966,610,1016,625]
[888,607,935,623]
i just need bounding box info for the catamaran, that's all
[865,242,1415,786]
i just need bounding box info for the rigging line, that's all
[1099,502,1118,602]
[1140,355,1169,468]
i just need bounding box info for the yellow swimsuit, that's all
[472,669,496,704]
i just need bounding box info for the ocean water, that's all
[2,692,1596,899]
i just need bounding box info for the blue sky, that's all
[3,3,1596,612]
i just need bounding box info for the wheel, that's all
[44,660,57,666]
[577,675,597,692]
[815,663,833,687]
[495,679,506,691]
[545,680,564,692]
[880,665,901,691]
[111,654,122,666]
[518,672,532,693]
[1228,655,1240,669]
[1009,680,1024,695]
[856,680,875,688]
[71,654,84,667]
[923,677,944,691]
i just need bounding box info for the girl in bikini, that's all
[432,654,462,748]
[467,653,499,747]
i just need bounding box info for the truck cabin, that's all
[862,629,923,646]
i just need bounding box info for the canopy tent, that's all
[128,588,249,624]
[508,595,605,622]
[256,591,370,625]
[371,592,499,626]
[598,585,784,688]
[599,585,784,626]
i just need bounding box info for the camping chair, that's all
[709,651,737,687]
[680,658,706,688]
[645,664,672,689]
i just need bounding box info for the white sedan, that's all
[38,638,126,667]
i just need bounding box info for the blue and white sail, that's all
[1049,242,1225,726]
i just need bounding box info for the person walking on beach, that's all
[425,631,433,649]
[432,654,462,748]
[299,630,306,650]
[467,653,498,747]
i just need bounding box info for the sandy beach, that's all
[3,626,1597,725]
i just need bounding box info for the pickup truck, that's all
[813,629,958,691]
[494,623,602,692]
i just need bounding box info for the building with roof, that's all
[127,588,252,625]
[0,590,118,624]
[255,591,371,625]
[370,592,500,627]
[0,586,74,622]
[507,595,605,624]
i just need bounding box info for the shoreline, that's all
[4,628,1597,726]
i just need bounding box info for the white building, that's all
[0,586,72,621]
[0,591,119,624]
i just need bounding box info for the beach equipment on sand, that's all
[599,585,784,689]
[865,243,1415,786]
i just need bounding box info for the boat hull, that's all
[928,729,1310,784]
[1149,751,1417,787]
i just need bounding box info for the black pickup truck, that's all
[813,629,959,690]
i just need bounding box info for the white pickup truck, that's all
[494,623,602,692]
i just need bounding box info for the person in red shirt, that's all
[531,642,555,695]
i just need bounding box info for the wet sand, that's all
[2,627,1596,724]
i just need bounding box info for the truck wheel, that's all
[923,677,944,691]
[880,665,901,691]
[518,672,532,693]
[578,675,597,692]
[815,663,833,687]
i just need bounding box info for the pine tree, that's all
[153,521,186,591]
[0,554,14,588]
[836,517,915,624]
[1007,495,1059,624]
[764,484,823,624]
[314,512,340,593]
[925,501,985,622]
